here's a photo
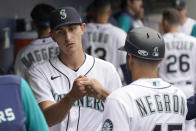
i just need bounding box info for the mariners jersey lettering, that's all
[52,92,104,112]
[28,54,121,131]
[102,78,187,131]
[82,23,126,69]
[159,32,196,98]
[14,37,59,79]
[135,94,185,117]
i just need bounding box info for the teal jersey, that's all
[0,75,48,131]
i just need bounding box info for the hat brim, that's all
[52,21,82,30]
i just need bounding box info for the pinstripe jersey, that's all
[27,54,122,131]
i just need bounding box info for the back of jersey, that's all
[103,78,187,131]
[14,37,59,80]
[159,32,196,97]
[0,75,26,131]
[82,23,126,69]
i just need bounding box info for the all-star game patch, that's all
[102,119,113,131]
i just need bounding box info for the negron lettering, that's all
[51,76,61,80]
[135,94,186,117]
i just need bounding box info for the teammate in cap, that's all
[14,3,59,80]
[27,7,121,131]
[82,0,128,84]
[81,27,187,131]
[158,8,196,131]
[0,75,48,131]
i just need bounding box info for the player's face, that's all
[131,0,142,14]
[51,23,86,55]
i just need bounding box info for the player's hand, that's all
[80,78,110,101]
[69,75,88,101]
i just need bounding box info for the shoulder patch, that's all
[102,119,113,131]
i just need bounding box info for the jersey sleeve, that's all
[27,65,55,103]
[102,97,130,131]
[21,78,49,131]
[14,51,27,79]
[106,64,122,91]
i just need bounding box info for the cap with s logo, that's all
[49,7,82,30]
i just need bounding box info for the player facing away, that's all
[82,0,127,84]
[14,3,59,80]
[0,75,48,131]
[27,7,122,131]
[159,8,196,131]
[81,27,187,131]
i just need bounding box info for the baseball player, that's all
[82,0,130,84]
[172,0,196,35]
[158,8,196,131]
[27,7,122,131]
[0,75,48,131]
[14,3,59,80]
[81,27,187,131]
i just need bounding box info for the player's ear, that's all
[81,23,86,32]
[50,31,57,42]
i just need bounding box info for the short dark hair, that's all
[162,8,181,26]
[31,3,55,29]
[90,0,111,16]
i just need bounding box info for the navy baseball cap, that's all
[172,0,186,10]
[50,7,82,30]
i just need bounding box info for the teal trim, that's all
[21,78,49,131]
[117,15,131,33]
[191,24,196,37]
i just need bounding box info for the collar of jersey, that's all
[131,78,171,89]
[31,37,53,45]
[51,54,93,75]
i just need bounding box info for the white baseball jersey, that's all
[14,37,59,80]
[159,32,196,98]
[133,20,144,28]
[178,17,196,35]
[102,78,187,131]
[82,23,127,70]
[27,54,122,131]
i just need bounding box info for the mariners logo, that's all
[59,9,67,20]
[152,47,159,57]
[102,119,113,131]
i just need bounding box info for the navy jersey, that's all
[0,75,48,131]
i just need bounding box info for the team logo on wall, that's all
[152,47,159,57]
[59,9,67,20]
[102,119,113,131]
[138,50,148,56]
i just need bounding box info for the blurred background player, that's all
[133,6,144,28]
[172,0,196,35]
[82,0,129,84]
[0,75,48,131]
[27,7,122,131]
[114,0,143,33]
[158,8,196,131]
[14,3,59,80]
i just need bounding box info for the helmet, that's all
[119,27,165,60]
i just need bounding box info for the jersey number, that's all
[94,48,106,60]
[152,124,182,131]
[167,54,190,73]
[86,46,106,60]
